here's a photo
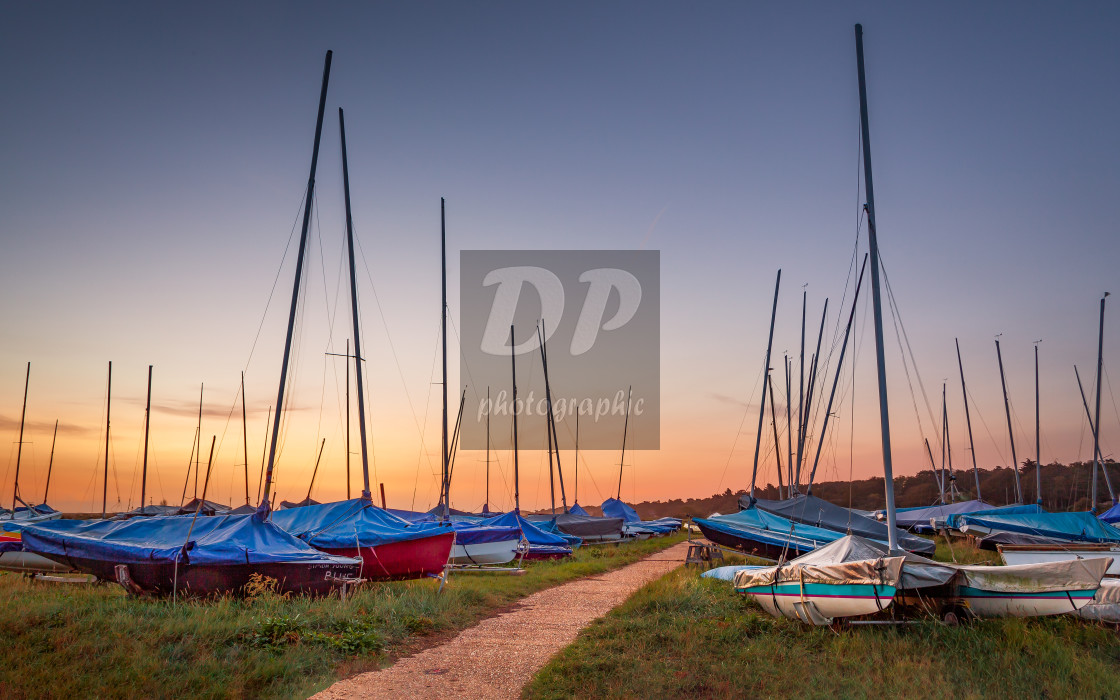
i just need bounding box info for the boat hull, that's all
[737,582,896,624]
[324,531,454,580]
[0,550,74,574]
[998,545,1120,576]
[523,544,572,560]
[693,520,813,561]
[33,553,359,596]
[449,537,522,566]
[958,586,1097,617]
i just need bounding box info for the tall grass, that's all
[0,534,684,699]
[526,565,1120,699]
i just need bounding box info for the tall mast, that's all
[768,372,783,499]
[795,289,806,488]
[749,270,781,504]
[995,337,1023,503]
[339,107,371,502]
[538,320,567,511]
[617,385,632,500]
[261,50,332,510]
[241,372,249,505]
[345,339,351,499]
[11,362,29,512]
[257,406,271,505]
[43,419,58,505]
[799,299,828,479]
[574,410,579,504]
[1076,365,1115,502]
[1091,293,1109,511]
[955,338,982,501]
[103,361,111,518]
[1034,341,1042,506]
[945,383,955,499]
[855,23,899,550]
[141,365,152,509]
[440,197,449,518]
[484,386,490,511]
[785,355,793,492]
[511,325,520,512]
[194,383,202,499]
[940,383,947,504]
[807,255,868,491]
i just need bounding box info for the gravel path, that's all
[311,541,690,700]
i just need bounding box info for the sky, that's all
[1,1,1118,514]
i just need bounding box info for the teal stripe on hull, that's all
[737,582,896,599]
[958,586,1097,600]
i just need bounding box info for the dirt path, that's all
[312,540,690,700]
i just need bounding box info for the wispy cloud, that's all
[0,415,92,436]
[709,393,750,410]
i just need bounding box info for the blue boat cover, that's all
[481,511,571,548]
[601,497,641,522]
[746,494,936,555]
[269,499,453,549]
[955,510,1120,543]
[943,503,1044,530]
[883,500,993,530]
[1099,502,1120,524]
[21,513,358,566]
[448,522,522,546]
[568,503,591,516]
[695,508,885,551]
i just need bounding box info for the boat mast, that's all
[939,383,947,504]
[748,270,781,504]
[574,410,579,504]
[241,371,249,505]
[140,365,152,509]
[304,438,326,503]
[260,50,332,511]
[995,337,1023,503]
[1034,341,1042,506]
[485,386,490,511]
[806,254,868,491]
[799,299,828,479]
[785,355,793,492]
[616,385,632,500]
[103,360,111,518]
[538,320,567,511]
[795,289,806,488]
[1091,293,1109,511]
[955,338,982,501]
[257,406,271,504]
[339,106,371,502]
[855,23,899,551]
[1075,365,1115,502]
[768,372,783,499]
[345,340,351,499]
[43,419,58,505]
[439,197,449,518]
[11,362,29,512]
[511,325,520,512]
[194,383,202,500]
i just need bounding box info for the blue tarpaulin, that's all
[1098,502,1120,524]
[269,499,452,549]
[943,504,1044,530]
[480,511,572,548]
[22,513,357,566]
[568,503,591,516]
[601,498,681,533]
[878,500,994,531]
[954,510,1120,542]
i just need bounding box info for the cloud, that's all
[709,393,751,410]
[148,399,308,419]
[0,415,92,436]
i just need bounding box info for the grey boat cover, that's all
[733,535,908,590]
[525,512,624,539]
[745,494,935,556]
[975,531,1070,551]
[1076,578,1120,623]
[954,556,1110,593]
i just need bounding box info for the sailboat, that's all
[23,51,368,597]
[268,105,456,581]
[717,25,1108,624]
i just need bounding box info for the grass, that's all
[0,533,685,700]
[525,556,1120,700]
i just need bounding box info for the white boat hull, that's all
[999,547,1120,576]
[958,585,1097,617]
[0,550,74,574]
[739,582,897,624]
[448,539,521,566]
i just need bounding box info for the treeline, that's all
[585,461,1120,521]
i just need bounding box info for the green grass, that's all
[525,562,1120,700]
[0,533,685,700]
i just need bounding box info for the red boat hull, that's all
[325,531,455,581]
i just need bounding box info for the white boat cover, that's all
[734,535,906,589]
[954,557,1111,593]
